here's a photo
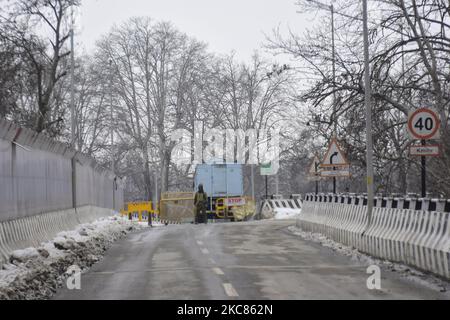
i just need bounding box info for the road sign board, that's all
[308,156,321,176]
[260,163,274,176]
[224,197,246,206]
[320,138,349,168]
[409,144,440,157]
[407,108,440,140]
[320,165,351,178]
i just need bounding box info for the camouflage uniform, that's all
[194,192,208,224]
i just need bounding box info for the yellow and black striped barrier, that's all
[121,201,158,222]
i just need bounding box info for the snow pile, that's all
[9,248,40,263]
[137,221,166,227]
[273,207,301,220]
[0,215,147,300]
[288,225,450,294]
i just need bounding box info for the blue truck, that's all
[194,163,246,220]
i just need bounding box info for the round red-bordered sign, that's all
[408,108,440,140]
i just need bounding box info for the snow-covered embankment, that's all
[0,216,146,300]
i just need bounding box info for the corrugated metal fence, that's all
[0,118,124,265]
[0,118,123,220]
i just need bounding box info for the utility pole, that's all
[303,0,374,224]
[149,169,157,227]
[70,18,75,149]
[155,169,158,205]
[275,173,279,195]
[109,59,114,173]
[363,0,374,230]
[331,3,337,194]
[306,0,338,194]
[265,175,268,199]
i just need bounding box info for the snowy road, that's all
[53,220,449,300]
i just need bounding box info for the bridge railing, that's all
[303,193,450,212]
[298,193,450,280]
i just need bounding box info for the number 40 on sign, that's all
[407,108,440,140]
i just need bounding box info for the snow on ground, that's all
[273,207,301,220]
[137,221,166,227]
[288,225,450,294]
[0,215,148,300]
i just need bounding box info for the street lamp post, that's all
[303,0,374,226]
[330,3,338,194]
[362,0,374,230]
[305,0,338,194]
[70,19,75,149]
[109,59,115,173]
[108,59,116,213]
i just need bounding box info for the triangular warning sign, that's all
[308,155,321,175]
[320,138,349,167]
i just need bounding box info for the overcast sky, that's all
[77,0,313,63]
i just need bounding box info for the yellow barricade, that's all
[122,201,157,222]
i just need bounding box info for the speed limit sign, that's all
[407,108,440,140]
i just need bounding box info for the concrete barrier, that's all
[0,206,115,267]
[297,194,450,279]
[260,195,303,219]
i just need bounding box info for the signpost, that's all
[321,138,349,168]
[320,138,350,193]
[407,108,440,140]
[320,165,350,178]
[308,156,322,194]
[409,144,440,157]
[260,163,273,199]
[407,108,441,197]
[260,163,274,176]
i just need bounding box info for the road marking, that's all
[201,248,210,255]
[196,240,204,246]
[223,283,239,297]
[212,267,224,275]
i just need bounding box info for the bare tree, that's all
[0,0,79,135]
[266,0,450,196]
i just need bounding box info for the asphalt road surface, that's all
[53,220,449,300]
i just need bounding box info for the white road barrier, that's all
[260,196,303,219]
[0,206,114,267]
[297,194,450,279]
